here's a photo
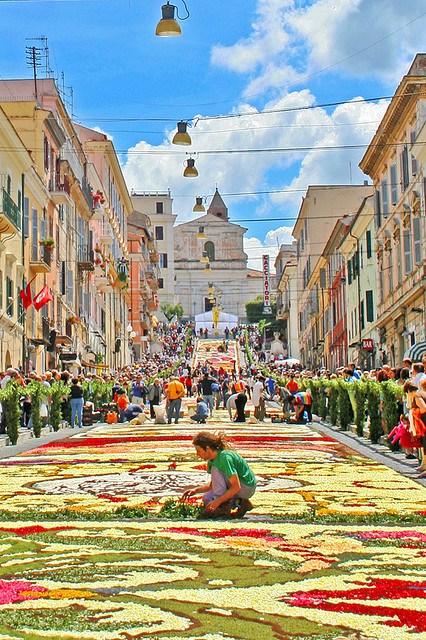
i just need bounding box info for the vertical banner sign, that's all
[262,254,272,314]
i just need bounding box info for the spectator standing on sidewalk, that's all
[70,378,84,429]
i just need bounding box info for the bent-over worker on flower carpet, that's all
[181,431,257,518]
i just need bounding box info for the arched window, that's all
[204,241,215,262]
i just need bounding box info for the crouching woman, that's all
[181,431,256,518]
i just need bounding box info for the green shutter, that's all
[366,290,374,323]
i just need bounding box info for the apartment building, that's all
[293,185,373,368]
[339,195,379,368]
[131,192,177,316]
[275,243,298,358]
[0,79,131,372]
[0,105,47,370]
[75,124,132,369]
[359,54,426,366]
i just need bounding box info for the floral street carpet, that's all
[0,414,426,637]
[0,418,425,519]
[0,520,425,639]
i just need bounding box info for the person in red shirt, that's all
[286,375,299,395]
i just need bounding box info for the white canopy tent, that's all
[195,310,238,335]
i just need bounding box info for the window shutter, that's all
[374,189,381,228]
[23,197,30,239]
[366,290,374,323]
[366,230,372,258]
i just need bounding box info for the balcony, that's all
[77,245,95,272]
[49,176,72,207]
[0,189,21,236]
[29,246,52,273]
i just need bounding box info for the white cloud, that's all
[211,0,292,74]
[244,226,295,272]
[210,0,426,96]
[123,89,387,234]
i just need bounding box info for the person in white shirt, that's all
[412,363,426,387]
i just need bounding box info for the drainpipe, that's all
[21,172,26,374]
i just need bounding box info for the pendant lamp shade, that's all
[155,3,182,36]
[193,197,206,213]
[173,121,192,145]
[183,158,198,178]
[200,251,209,264]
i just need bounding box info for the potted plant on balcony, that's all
[39,238,55,250]
[67,315,80,325]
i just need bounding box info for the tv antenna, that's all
[25,45,42,100]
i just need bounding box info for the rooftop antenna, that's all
[25,45,42,100]
[25,36,53,78]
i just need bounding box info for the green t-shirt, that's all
[208,450,257,488]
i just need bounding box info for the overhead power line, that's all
[75,90,426,125]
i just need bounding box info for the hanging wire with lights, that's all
[155,1,190,37]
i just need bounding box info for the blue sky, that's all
[0,0,425,268]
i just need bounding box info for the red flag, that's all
[33,285,53,311]
[19,276,36,311]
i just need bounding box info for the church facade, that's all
[130,190,265,322]
[174,190,264,321]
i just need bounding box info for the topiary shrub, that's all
[381,380,403,435]
[27,381,44,438]
[0,382,22,445]
[337,380,352,431]
[327,380,339,426]
[49,381,70,432]
[353,381,367,437]
[366,380,382,444]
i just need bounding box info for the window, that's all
[366,230,372,258]
[60,261,66,295]
[23,197,29,239]
[381,178,389,217]
[347,259,352,285]
[388,246,393,292]
[403,229,412,274]
[401,145,409,191]
[155,226,164,240]
[413,217,422,264]
[366,290,374,323]
[43,136,49,171]
[390,163,398,204]
[158,278,164,289]
[6,277,13,317]
[204,241,215,262]
[31,208,38,261]
[156,201,164,214]
[160,253,168,268]
[6,175,11,194]
[374,189,381,228]
[360,300,365,331]
[396,239,402,285]
[410,130,418,175]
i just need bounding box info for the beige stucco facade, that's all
[359,54,426,366]
[293,184,374,367]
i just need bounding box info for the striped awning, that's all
[404,341,426,362]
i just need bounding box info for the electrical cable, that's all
[74,90,425,125]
